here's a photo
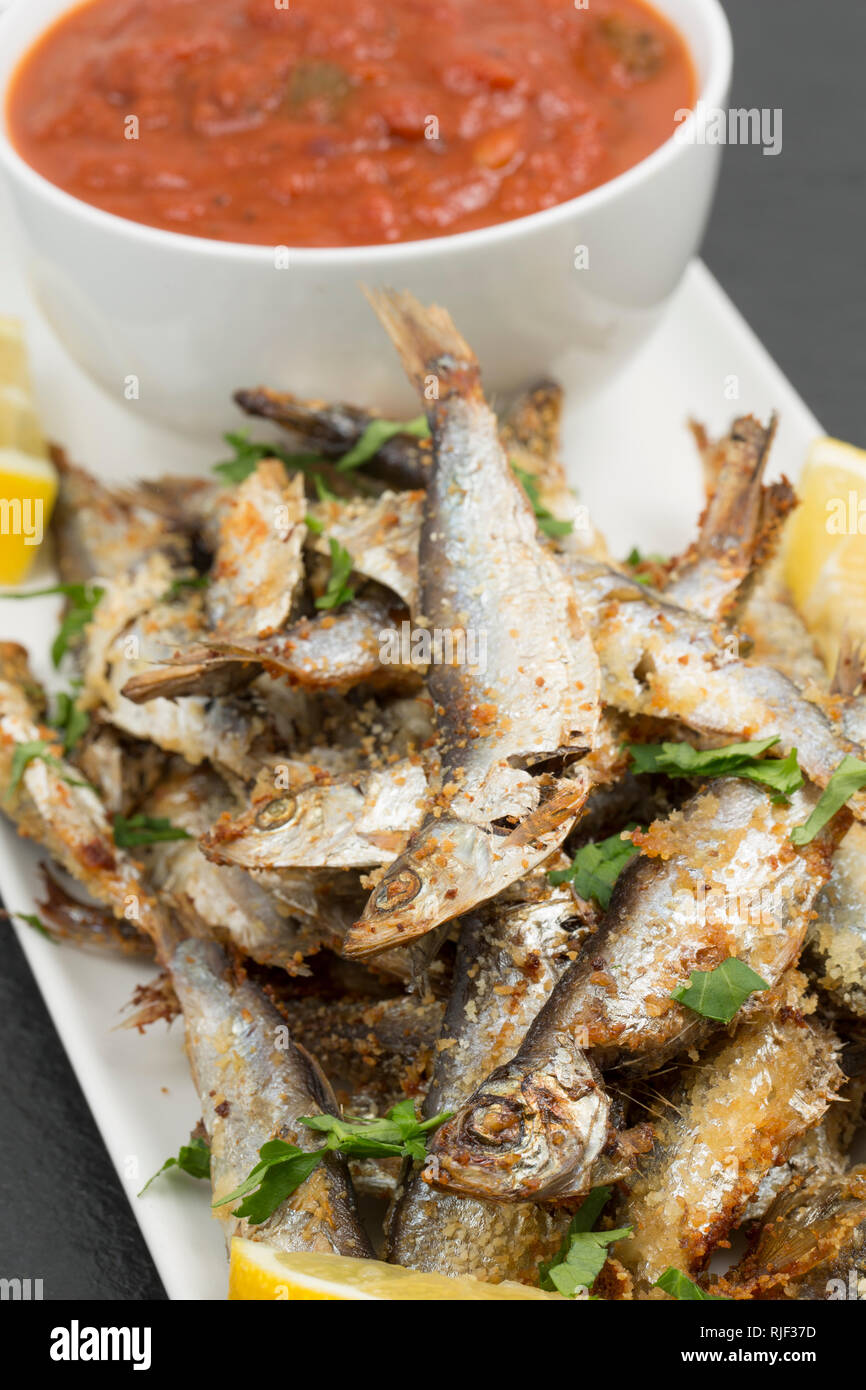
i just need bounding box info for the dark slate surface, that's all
[0,0,862,1299]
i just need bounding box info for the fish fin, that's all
[362,286,480,398]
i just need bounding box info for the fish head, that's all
[423,1039,610,1203]
[344,776,590,959]
[343,816,492,957]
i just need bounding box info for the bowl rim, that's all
[0,0,732,265]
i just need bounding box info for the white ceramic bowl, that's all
[0,0,732,435]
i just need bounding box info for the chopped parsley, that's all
[336,415,429,472]
[511,462,573,539]
[548,829,639,910]
[791,756,866,845]
[539,1186,630,1298]
[627,736,803,803]
[655,1268,728,1301]
[314,537,355,611]
[5,583,105,667]
[6,741,90,800]
[212,431,324,485]
[140,1135,211,1194]
[51,690,89,753]
[671,958,769,1024]
[214,1101,451,1224]
[112,815,192,849]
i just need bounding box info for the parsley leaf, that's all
[548,829,639,909]
[538,1187,630,1298]
[671,958,769,1024]
[213,431,324,485]
[6,741,90,800]
[113,814,192,848]
[140,1136,211,1194]
[511,462,573,538]
[215,1102,451,1224]
[4,583,105,667]
[336,415,429,472]
[314,537,355,610]
[627,737,804,803]
[300,1099,453,1162]
[163,573,210,601]
[10,911,55,944]
[791,756,866,845]
[51,691,89,753]
[655,1268,728,1301]
[313,473,337,502]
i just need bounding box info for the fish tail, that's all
[362,286,480,399]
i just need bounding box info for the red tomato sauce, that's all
[7,0,696,247]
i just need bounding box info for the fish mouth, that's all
[424,1057,610,1203]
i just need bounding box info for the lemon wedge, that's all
[782,436,866,672]
[0,319,55,585]
[228,1238,563,1300]
[0,448,58,586]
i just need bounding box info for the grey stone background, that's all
[0,0,863,1299]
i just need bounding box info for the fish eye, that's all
[373,867,422,912]
[254,794,297,830]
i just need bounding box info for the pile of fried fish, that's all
[2,289,865,1300]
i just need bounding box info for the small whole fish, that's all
[388,878,592,1281]
[201,757,430,871]
[611,981,843,1293]
[170,935,374,1257]
[424,779,841,1203]
[345,290,601,961]
[665,415,789,622]
[121,593,420,702]
[563,554,866,819]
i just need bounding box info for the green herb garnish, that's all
[112,815,192,849]
[314,538,355,611]
[539,1186,630,1298]
[212,431,324,485]
[214,1101,451,1224]
[336,416,429,472]
[548,829,639,910]
[791,755,866,845]
[51,690,89,753]
[6,741,90,799]
[10,911,55,944]
[4,583,105,667]
[627,736,804,803]
[163,573,210,600]
[671,958,769,1024]
[511,462,573,539]
[140,1136,211,1194]
[655,1268,728,1301]
[313,474,337,503]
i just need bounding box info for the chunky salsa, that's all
[7,0,695,248]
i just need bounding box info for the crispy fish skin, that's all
[51,451,191,584]
[139,765,329,975]
[201,758,429,871]
[564,555,866,819]
[387,882,588,1281]
[307,490,422,612]
[425,780,840,1203]
[806,820,866,1018]
[169,936,373,1257]
[612,987,843,1293]
[0,642,177,956]
[122,594,418,702]
[724,1167,866,1300]
[206,462,307,639]
[345,291,600,959]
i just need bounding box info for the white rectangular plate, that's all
[0,187,826,1300]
